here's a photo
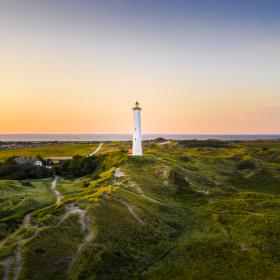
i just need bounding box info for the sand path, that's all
[88,143,103,157]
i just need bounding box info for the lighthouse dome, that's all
[133,101,142,110]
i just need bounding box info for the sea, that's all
[0,134,280,142]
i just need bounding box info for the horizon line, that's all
[1,133,280,136]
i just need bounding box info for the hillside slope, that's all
[1,140,280,279]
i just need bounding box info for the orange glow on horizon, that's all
[0,2,280,134]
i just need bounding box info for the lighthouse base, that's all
[132,149,142,156]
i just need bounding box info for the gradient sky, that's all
[0,0,280,134]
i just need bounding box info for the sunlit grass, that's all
[1,140,280,279]
[0,143,98,161]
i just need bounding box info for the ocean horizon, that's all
[0,134,280,142]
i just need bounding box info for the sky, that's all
[0,0,279,134]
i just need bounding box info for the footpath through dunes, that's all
[7,180,96,279]
[0,179,57,280]
[3,140,280,279]
[113,167,170,224]
[114,198,144,225]
[2,142,106,279]
[113,168,144,224]
[114,167,167,205]
[65,204,94,274]
[39,177,95,275]
[0,174,96,279]
[51,176,63,204]
[0,207,40,280]
[88,142,103,157]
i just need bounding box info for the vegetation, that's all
[179,139,234,148]
[237,158,256,170]
[0,158,53,180]
[0,143,98,161]
[0,179,54,240]
[54,155,100,179]
[1,140,280,279]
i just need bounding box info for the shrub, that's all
[154,137,168,143]
[179,139,233,148]
[127,155,156,166]
[169,168,191,193]
[54,155,100,179]
[178,155,191,162]
[21,180,33,187]
[237,159,256,170]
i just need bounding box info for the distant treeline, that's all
[0,158,52,180]
[54,155,101,179]
[178,139,234,148]
[0,155,103,180]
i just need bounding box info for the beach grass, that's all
[1,140,280,279]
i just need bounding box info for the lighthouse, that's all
[132,101,143,156]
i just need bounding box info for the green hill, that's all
[1,140,280,279]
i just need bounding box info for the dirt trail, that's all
[118,200,144,225]
[7,213,39,280]
[114,167,143,194]
[0,254,13,280]
[65,204,94,273]
[61,204,85,224]
[0,212,34,280]
[22,214,31,227]
[0,176,62,280]
[114,167,166,205]
[0,249,22,280]
[12,248,22,280]
[88,143,103,157]
[51,176,63,204]
[114,167,125,178]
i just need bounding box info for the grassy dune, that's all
[1,140,280,279]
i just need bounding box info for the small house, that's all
[14,157,43,167]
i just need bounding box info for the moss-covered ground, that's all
[1,140,280,279]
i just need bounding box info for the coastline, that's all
[0,134,280,142]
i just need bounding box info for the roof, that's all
[14,157,42,165]
[46,156,72,160]
[132,101,142,110]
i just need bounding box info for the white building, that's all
[132,101,143,156]
[14,157,43,167]
[34,159,43,166]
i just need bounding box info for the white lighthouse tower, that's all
[132,101,143,156]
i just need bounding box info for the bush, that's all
[169,168,191,193]
[21,180,34,187]
[154,137,168,143]
[237,159,256,170]
[178,155,191,162]
[179,139,233,148]
[55,155,100,179]
[127,155,156,166]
